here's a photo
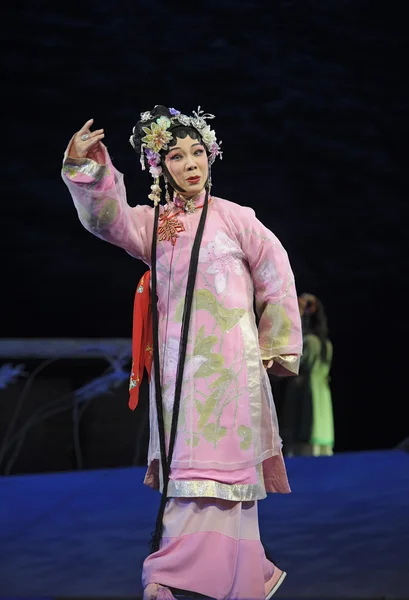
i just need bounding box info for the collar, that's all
[173,189,206,211]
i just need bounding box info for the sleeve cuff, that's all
[62,155,109,182]
[62,137,110,183]
[267,354,300,376]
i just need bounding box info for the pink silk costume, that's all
[62,141,303,599]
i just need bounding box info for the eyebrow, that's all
[169,143,203,151]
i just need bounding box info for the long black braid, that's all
[150,188,210,553]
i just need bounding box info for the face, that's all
[299,294,317,316]
[165,135,209,197]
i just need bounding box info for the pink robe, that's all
[62,142,302,499]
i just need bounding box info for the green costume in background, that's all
[281,333,334,456]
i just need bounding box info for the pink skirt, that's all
[142,498,279,600]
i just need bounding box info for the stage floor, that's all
[0,450,408,599]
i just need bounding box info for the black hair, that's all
[166,125,203,150]
[301,297,329,362]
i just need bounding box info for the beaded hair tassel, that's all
[148,178,162,206]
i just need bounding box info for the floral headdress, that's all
[129,106,222,188]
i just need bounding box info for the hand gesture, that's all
[70,119,105,158]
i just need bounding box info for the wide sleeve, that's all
[61,138,154,264]
[233,206,303,376]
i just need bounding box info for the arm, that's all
[234,207,303,376]
[61,134,153,264]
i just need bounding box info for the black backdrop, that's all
[2,0,408,455]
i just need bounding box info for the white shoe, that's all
[143,583,175,600]
[265,569,287,599]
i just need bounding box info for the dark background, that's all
[1,0,408,469]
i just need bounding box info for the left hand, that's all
[70,119,105,159]
[263,359,274,370]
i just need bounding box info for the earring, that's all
[148,177,162,206]
[207,169,212,191]
[165,178,171,207]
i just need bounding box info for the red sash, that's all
[128,271,153,410]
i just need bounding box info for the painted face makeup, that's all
[165,136,209,197]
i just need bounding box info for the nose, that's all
[185,155,198,171]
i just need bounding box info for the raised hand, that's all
[70,119,105,158]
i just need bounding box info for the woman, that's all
[62,105,302,600]
[281,293,334,457]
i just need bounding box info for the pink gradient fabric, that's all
[142,498,277,600]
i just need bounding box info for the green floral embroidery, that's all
[175,289,246,332]
[185,434,200,447]
[260,304,292,350]
[191,325,226,379]
[196,389,221,430]
[173,294,247,449]
[63,166,78,178]
[194,353,224,378]
[210,369,234,390]
[89,198,118,230]
[194,326,218,356]
[202,422,227,446]
[237,425,253,450]
[97,198,118,225]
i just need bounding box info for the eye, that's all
[194,149,205,156]
[169,153,182,161]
